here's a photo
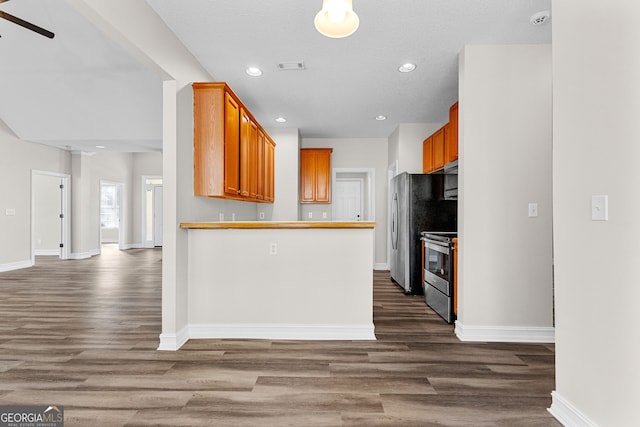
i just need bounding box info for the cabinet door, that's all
[314,149,332,203]
[447,102,459,162]
[224,92,240,195]
[432,127,446,171]
[264,138,275,202]
[256,130,266,200]
[239,108,252,197]
[248,120,259,199]
[299,149,316,203]
[422,136,433,173]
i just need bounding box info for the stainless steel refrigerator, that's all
[389,172,457,294]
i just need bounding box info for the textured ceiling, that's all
[0,0,551,152]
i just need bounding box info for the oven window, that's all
[427,248,450,281]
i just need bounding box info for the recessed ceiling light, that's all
[398,63,416,73]
[275,117,287,123]
[375,115,387,121]
[530,10,550,26]
[95,145,105,149]
[246,67,263,77]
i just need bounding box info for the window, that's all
[100,184,120,228]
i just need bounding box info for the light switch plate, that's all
[592,195,608,221]
[528,203,538,218]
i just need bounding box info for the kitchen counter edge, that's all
[179,221,376,229]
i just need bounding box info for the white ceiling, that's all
[0,0,551,152]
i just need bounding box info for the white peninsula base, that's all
[159,222,376,350]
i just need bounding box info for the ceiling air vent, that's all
[530,11,550,26]
[277,61,305,71]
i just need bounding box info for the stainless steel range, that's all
[421,231,457,323]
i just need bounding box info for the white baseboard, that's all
[374,263,389,270]
[159,323,376,351]
[0,259,33,272]
[455,321,555,343]
[69,249,100,260]
[548,391,599,427]
[120,243,144,250]
[157,326,189,351]
[34,249,60,256]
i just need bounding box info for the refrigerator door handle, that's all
[391,193,399,250]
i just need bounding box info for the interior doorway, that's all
[142,176,163,248]
[31,170,70,263]
[331,168,374,222]
[100,181,124,249]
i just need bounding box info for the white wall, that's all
[301,138,388,267]
[0,119,71,270]
[70,151,134,256]
[549,2,640,426]
[456,44,554,341]
[388,123,443,174]
[265,128,300,221]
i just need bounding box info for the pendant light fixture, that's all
[314,0,359,38]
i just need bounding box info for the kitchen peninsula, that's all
[174,221,376,346]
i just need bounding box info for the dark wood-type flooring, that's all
[0,245,561,426]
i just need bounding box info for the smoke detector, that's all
[530,10,550,26]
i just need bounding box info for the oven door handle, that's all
[423,239,450,254]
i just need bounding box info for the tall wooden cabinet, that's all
[193,82,275,203]
[300,148,332,203]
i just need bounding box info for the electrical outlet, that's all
[259,212,265,220]
[231,213,236,221]
[269,242,277,255]
[5,209,16,216]
[322,212,327,219]
[308,212,313,219]
[528,203,538,218]
[219,213,224,221]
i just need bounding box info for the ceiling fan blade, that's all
[0,10,54,39]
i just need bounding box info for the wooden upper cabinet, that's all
[239,108,258,199]
[193,82,275,203]
[432,126,446,171]
[256,130,266,201]
[422,101,459,174]
[223,92,240,196]
[299,149,316,203]
[264,137,275,202]
[422,136,434,173]
[300,148,332,204]
[445,102,459,163]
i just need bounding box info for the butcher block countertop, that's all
[179,221,376,229]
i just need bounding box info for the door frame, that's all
[31,170,71,263]
[141,175,163,248]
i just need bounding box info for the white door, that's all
[333,179,362,221]
[153,186,163,247]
